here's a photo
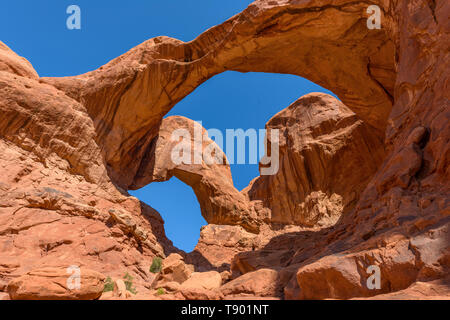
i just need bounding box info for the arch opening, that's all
[165,71,338,190]
[127,71,379,247]
[129,177,206,253]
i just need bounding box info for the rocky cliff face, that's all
[0,0,448,300]
[0,42,173,296]
[243,93,385,227]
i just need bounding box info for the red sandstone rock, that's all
[243,93,384,226]
[0,0,448,300]
[131,116,261,232]
[7,267,105,300]
[158,281,181,293]
[180,271,222,291]
[220,268,281,298]
[158,253,193,285]
[41,0,395,189]
[187,224,259,272]
[180,287,223,300]
[0,292,9,300]
[113,279,132,299]
[0,41,38,80]
[353,276,450,300]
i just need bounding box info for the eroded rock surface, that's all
[0,0,448,300]
[131,116,262,232]
[41,0,395,189]
[0,44,174,298]
[132,93,384,231]
[243,93,385,226]
[7,267,105,300]
[221,268,281,298]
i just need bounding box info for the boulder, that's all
[220,269,280,298]
[0,292,10,300]
[180,288,223,300]
[159,253,193,284]
[113,279,131,298]
[181,271,222,291]
[188,224,257,272]
[0,0,448,301]
[7,267,105,300]
[157,281,181,293]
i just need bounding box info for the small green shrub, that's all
[150,257,163,273]
[156,288,165,296]
[123,272,137,295]
[103,276,114,293]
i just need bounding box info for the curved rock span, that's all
[0,0,449,300]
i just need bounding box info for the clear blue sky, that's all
[1,1,335,252]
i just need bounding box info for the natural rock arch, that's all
[41,0,396,189]
[130,93,385,233]
[1,0,448,300]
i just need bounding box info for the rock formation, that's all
[243,92,385,226]
[0,0,448,300]
[41,0,395,190]
[7,267,105,300]
[131,116,262,232]
[0,41,173,296]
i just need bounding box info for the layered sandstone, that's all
[130,94,384,231]
[0,0,448,300]
[243,93,385,226]
[0,42,173,296]
[7,267,105,300]
[41,0,395,190]
[131,116,262,232]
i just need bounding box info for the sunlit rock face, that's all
[0,41,173,297]
[127,93,385,232]
[0,0,449,300]
[129,116,262,233]
[243,93,385,227]
[41,0,395,190]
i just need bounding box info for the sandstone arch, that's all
[1,0,448,300]
[129,93,386,233]
[131,116,262,233]
[41,0,395,189]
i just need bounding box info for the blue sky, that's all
[1,1,334,252]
